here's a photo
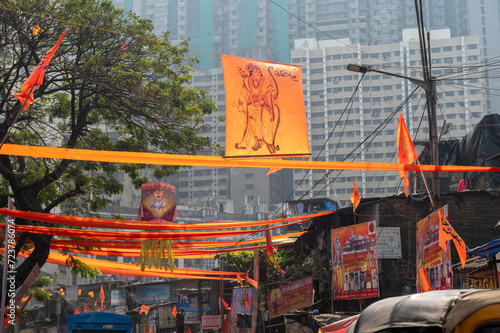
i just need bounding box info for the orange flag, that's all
[419,267,433,292]
[139,304,150,316]
[438,212,467,268]
[246,274,258,289]
[171,305,177,318]
[236,274,243,287]
[221,298,230,310]
[222,54,310,159]
[188,328,192,333]
[396,113,418,196]
[100,284,105,309]
[32,25,43,35]
[149,327,153,333]
[350,180,361,212]
[265,228,284,277]
[244,292,252,309]
[14,29,66,110]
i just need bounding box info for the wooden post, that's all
[251,249,259,333]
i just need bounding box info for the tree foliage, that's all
[0,0,216,290]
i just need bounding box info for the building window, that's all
[245,184,254,190]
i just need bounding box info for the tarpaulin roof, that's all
[467,238,500,259]
[446,114,500,190]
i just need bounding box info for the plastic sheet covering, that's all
[446,114,500,190]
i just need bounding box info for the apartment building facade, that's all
[290,29,486,206]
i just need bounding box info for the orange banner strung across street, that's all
[48,243,293,258]
[0,144,499,173]
[221,55,310,158]
[19,251,241,281]
[49,231,307,249]
[0,224,258,241]
[0,208,328,230]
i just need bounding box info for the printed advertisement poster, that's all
[111,289,126,306]
[267,276,313,319]
[332,221,379,300]
[416,205,452,293]
[158,306,176,327]
[178,294,198,321]
[460,265,497,289]
[136,285,170,304]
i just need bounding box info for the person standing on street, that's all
[176,308,185,333]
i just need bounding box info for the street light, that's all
[347,63,440,200]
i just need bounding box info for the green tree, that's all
[0,0,216,291]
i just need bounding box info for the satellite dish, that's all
[439,121,453,140]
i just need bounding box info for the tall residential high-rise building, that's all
[287,0,446,47]
[290,29,486,206]
[445,0,500,114]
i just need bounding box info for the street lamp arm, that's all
[347,63,431,90]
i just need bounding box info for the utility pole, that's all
[346,64,439,205]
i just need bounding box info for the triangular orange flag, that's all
[149,327,153,333]
[172,305,177,318]
[14,30,66,110]
[246,274,258,289]
[419,267,433,292]
[267,158,282,175]
[396,113,418,196]
[350,180,361,212]
[221,298,230,310]
[139,304,150,316]
[32,25,43,35]
[236,274,243,287]
[188,328,192,333]
[244,292,252,309]
[100,284,105,309]
[438,212,467,268]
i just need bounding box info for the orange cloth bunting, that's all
[350,180,361,212]
[419,267,433,292]
[0,207,326,231]
[236,274,243,287]
[266,228,284,277]
[0,144,499,174]
[222,55,310,158]
[139,304,150,315]
[172,305,177,318]
[14,30,66,110]
[438,212,467,268]
[396,113,418,196]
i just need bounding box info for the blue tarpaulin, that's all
[467,238,500,259]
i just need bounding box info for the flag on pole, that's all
[171,305,177,318]
[396,113,418,196]
[438,211,467,268]
[419,267,433,292]
[74,309,80,315]
[14,29,66,110]
[350,180,361,212]
[139,304,150,316]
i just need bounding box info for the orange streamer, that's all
[0,208,328,230]
[1,144,499,172]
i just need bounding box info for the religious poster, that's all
[222,54,310,158]
[332,221,379,300]
[268,276,314,319]
[416,205,452,293]
[139,182,177,222]
[178,294,198,321]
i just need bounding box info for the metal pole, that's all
[219,260,224,333]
